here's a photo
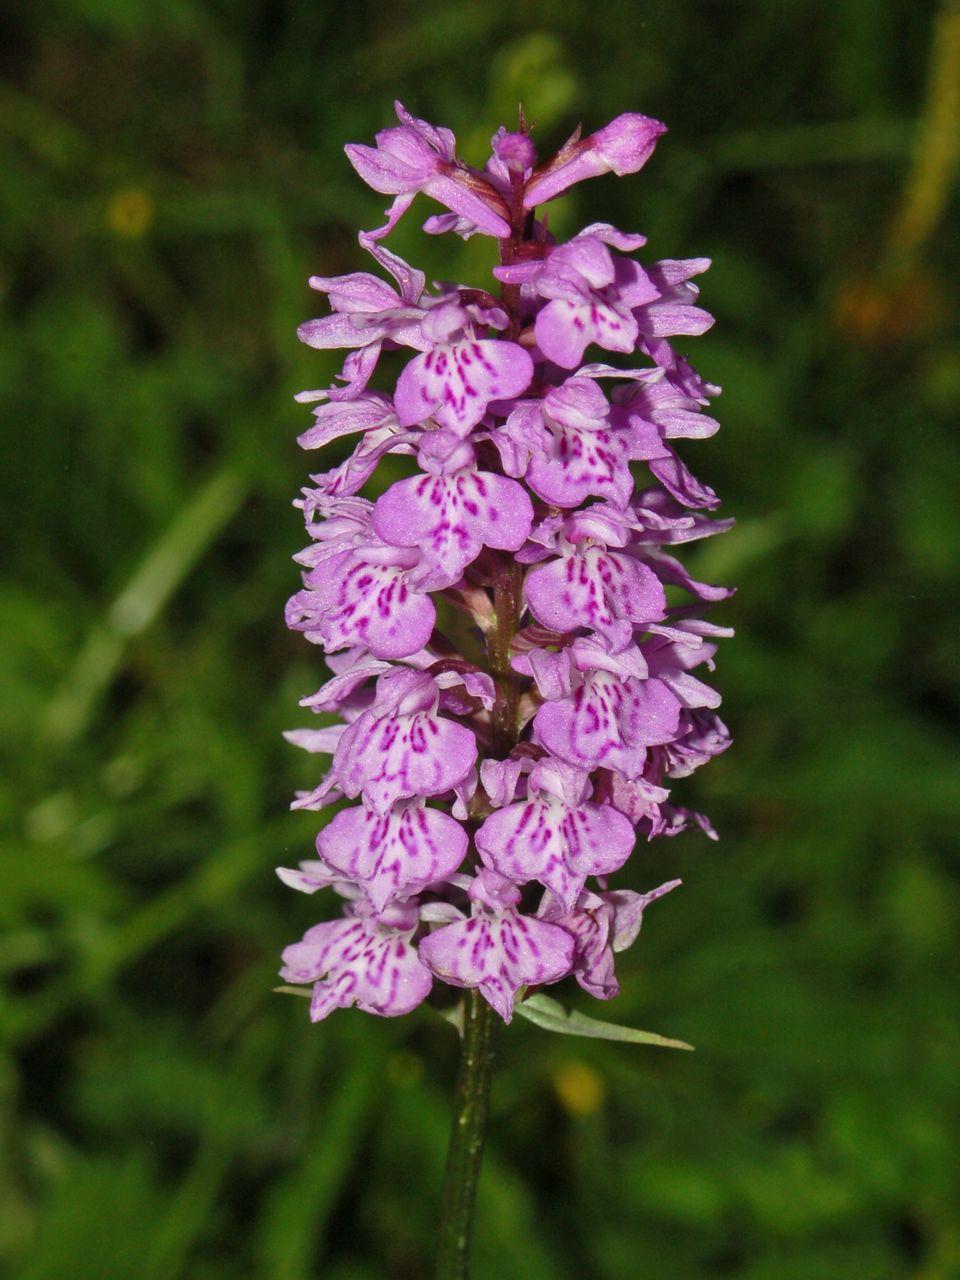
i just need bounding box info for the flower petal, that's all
[287,555,436,659]
[534,671,681,778]
[281,916,433,1019]
[525,547,666,641]
[332,673,478,812]
[419,912,574,1022]
[373,470,533,585]
[476,795,636,910]
[317,803,468,912]
[395,338,533,434]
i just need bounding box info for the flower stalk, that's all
[435,991,499,1279]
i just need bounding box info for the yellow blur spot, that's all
[553,1061,604,1116]
[107,188,154,238]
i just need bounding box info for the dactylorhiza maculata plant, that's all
[277,102,732,1276]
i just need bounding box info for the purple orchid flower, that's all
[329,666,478,813]
[373,433,534,588]
[394,300,534,435]
[522,112,667,209]
[418,869,575,1022]
[280,103,731,1028]
[280,899,434,1020]
[345,102,511,241]
[475,757,637,910]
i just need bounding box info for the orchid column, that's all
[279,103,732,1279]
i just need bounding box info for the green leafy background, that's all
[2,1,958,1276]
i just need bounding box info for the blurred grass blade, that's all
[516,994,694,1050]
[141,1138,232,1280]
[257,1032,388,1280]
[711,118,916,169]
[885,1,960,266]
[40,467,245,747]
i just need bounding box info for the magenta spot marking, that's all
[500,925,520,964]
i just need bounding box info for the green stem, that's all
[434,991,500,1279]
[490,559,524,755]
[434,560,522,1278]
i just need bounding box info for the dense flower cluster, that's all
[280,104,732,1023]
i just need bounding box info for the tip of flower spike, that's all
[522,112,668,210]
[492,127,537,173]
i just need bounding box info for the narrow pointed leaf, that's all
[515,993,693,1050]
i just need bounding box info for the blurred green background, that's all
[2,1,958,1277]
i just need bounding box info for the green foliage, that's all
[515,994,693,1049]
[1,0,958,1277]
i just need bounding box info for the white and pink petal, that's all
[287,552,436,660]
[331,672,478,812]
[475,793,636,910]
[418,911,574,1022]
[316,802,468,912]
[533,671,681,778]
[524,547,666,640]
[395,336,533,434]
[373,469,533,586]
[280,915,432,1020]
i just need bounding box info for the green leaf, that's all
[272,985,311,999]
[515,994,694,1050]
[433,1002,465,1034]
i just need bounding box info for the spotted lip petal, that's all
[372,468,534,587]
[531,242,656,370]
[475,787,637,911]
[316,802,468,913]
[525,421,638,509]
[504,378,653,511]
[331,669,478,813]
[534,669,682,779]
[286,547,436,660]
[280,914,433,1019]
[395,336,534,435]
[418,910,575,1022]
[524,545,667,643]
